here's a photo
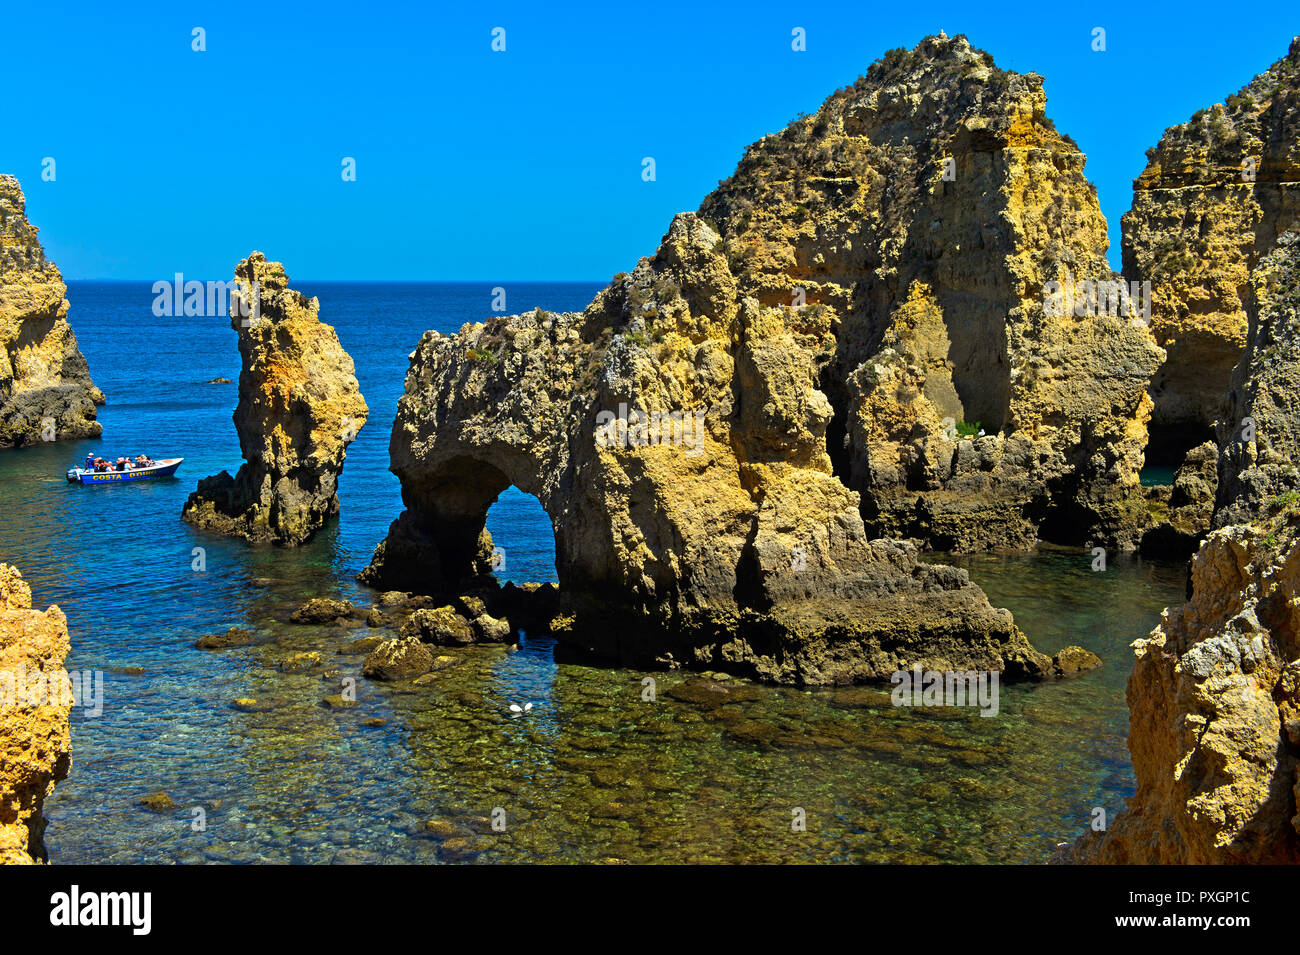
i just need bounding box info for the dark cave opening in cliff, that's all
[483,486,559,586]
[1143,422,1217,477]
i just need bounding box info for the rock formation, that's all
[1216,232,1300,528]
[1138,440,1218,559]
[1123,37,1300,460]
[0,175,104,449]
[0,564,72,864]
[182,252,368,545]
[358,35,1141,684]
[1069,235,1300,864]
[697,34,1162,551]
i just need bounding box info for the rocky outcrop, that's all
[1069,234,1300,864]
[1216,232,1300,528]
[182,253,368,545]
[0,564,72,864]
[1123,37,1300,454]
[696,34,1162,551]
[0,175,104,449]
[1139,440,1219,558]
[358,36,1146,685]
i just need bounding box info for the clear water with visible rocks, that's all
[0,282,1188,863]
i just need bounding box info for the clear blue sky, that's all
[3,1,1295,280]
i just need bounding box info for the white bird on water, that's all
[508,702,534,717]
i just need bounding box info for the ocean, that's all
[0,281,1188,863]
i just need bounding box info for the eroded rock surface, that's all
[1069,234,1300,864]
[697,34,1161,551]
[0,564,72,864]
[356,36,1145,684]
[1216,233,1300,528]
[0,175,104,449]
[182,253,367,545]
[1124,37,1300,451]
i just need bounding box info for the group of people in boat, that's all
[84,453,156,473]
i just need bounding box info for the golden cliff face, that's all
[1070,234,1300,864]
[358,35,1143,684]
[696,33,1162,550]
[0,564,72,865]
[181,252,368,546]
[0,175,104,449]
[1124,37,1300,452]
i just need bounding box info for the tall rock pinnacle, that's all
[182,252,368,546]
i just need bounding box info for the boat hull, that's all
[67,458,183,485]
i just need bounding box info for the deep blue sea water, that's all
[0,281,1189,863]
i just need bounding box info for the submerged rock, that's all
[338,635,384,655]
[137,792,178,814]
[0,564,72,863]
[1070,234,1300,864]
[194,627,260,649]
[0,175,104,449]
[181,252,368,545]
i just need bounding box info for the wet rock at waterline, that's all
[1048,646,1102,678]
[0,564,72,864]
[0,175,104,449]
[1069,234,1300,864]
[362,637,434,681]
[181,252,368,546]
[289,597,360,624]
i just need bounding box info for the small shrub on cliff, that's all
[466,348,498,365]
[1267,490,1300,512]
[956,421,981,438]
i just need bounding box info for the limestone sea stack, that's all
[0,174,104,448]
[0,564,72,864]
[358,35,1137,684]
[1069,234,1300,864]
[1123,37,1300,459]
[182,252,368,546]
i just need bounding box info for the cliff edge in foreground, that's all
[0,564,72,864]
[0,175,104,449]
[1069,234,1300,864]
[182,252,368,546]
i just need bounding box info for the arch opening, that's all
[483,486,558,586]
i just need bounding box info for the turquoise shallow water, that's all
[0,282,1188,863]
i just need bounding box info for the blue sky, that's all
[3,1,1296,280]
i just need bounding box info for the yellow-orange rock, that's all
[0,564,72,864]
[0,175,104,449]
[182,252,368,545]
[1069,234,1300,863]
[1124,37,1300,454]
